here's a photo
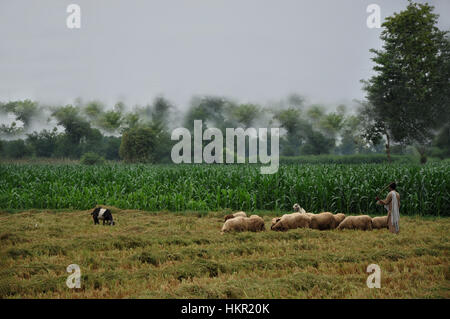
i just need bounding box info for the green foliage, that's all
[0,100,39,127]
[319,112,345,138]
[102,136,122,160]
[363,1,450,146]
[306,104,325,126]
[229,104,261,127]
[26,129,59,158]
[0,140,31,159]
[80,152,105,165]
[300,129,335,155]
[52,105,92,144]
[430,125,450,159]
[184,96,233,131]
[0,121,25,137]
[119,127,157,163]
[0,163,448,216]
[82,101,104,121]
[97,110,122,133]
[151,96,173,129]
[273,107,302,135]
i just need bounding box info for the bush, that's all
[102,136,122,160]
[26,129,59,157]
[80,152,105,165]
[0,139,31,159]
[119,127,157,163]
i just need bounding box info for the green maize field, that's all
[0,163,449,216]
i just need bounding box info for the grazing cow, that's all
[91,207,115,225]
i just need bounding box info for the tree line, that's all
[0,93,447,163]
[0,1,448,163]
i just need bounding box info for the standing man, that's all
[376,182,400,234]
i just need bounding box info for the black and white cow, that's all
[91,207,115,225]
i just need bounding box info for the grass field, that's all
[0,207,448,298]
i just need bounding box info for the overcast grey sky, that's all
[1,0,449,110]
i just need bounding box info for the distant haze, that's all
[1,0,449,109]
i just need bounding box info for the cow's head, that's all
[91,207,101,215]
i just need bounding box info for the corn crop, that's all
[0,163,448,215]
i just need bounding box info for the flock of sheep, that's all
[221,203,388,233]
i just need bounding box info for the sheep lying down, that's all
[309,212,346,229]
[292,204,322,219]
[271,212,311,231]
[372,216,388,229]
[333,213,346,226]
[310,212,340,230]
[221,215,265,233]
[271,211,346,231]
[224,211,247,221]
[337,215,373,231]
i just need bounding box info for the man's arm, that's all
[377,192,392,205]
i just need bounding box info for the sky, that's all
[1,0,449,110]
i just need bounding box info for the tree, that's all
[121,112,141,131]
[362,1,450,163]
[0,100,39,128]
[1,139,31,159]
[319,111,344,139]
[83,101,104,122]
[337,115,362,155]
[300,127,335,155]
[52,105,91,144]
[151,96,173,129]
[26,128,59,157]
[228,103,261,128]
[357,99,392,159]
[184,96,231,130]
[306,105,325,128]
[273,107,304,156]
[430,124,450,158]
[287,93,305,109]
[102,136,122,160]
[119,127,157,163]
[97,110,122,134]
[52,105,105,158]
[0,121,24,137]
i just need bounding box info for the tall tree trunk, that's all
[385,133,391,163]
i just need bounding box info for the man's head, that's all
[389,182,396,190]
